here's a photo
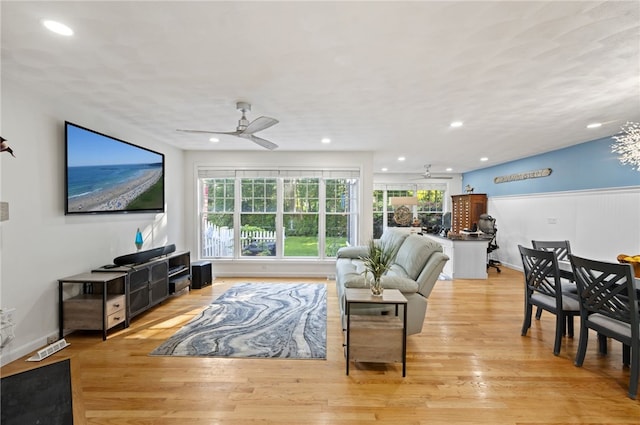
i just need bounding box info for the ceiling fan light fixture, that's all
[411,163,453,180]
[176,102,279,150]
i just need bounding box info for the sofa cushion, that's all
[336,245,369,259]
[379,228,410,260]
[392,235,436,280]
[379,275,419,292]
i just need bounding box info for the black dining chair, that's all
[570,254,640,399]
[531,240,573,279]
[531,240,576,320]
[519,245,580,356]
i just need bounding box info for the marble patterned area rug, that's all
[150,283,327,359]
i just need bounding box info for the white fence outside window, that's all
[202,222,279,257]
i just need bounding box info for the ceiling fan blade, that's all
[176,129,240,136]
[242,134,279,150]
[241,116,279,135]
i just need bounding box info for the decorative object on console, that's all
[0,136,16,157]
[135,228,143,250]
[392,205,412,226]
[390,196,418,227]
[360,240,394,296]
[611,121,640,170]
[465,184,474,193]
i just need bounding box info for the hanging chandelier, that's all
[611,122,640,170]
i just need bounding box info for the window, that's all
[416,189,444,231]
[373,184,446,235]
[198,168,360,260]
[200,177,234,258]
[240,178,277,257]
[283,178,319,257]
[326,178,358,257]
[372,189,385,239]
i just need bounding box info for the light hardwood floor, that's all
[2,267,639,424]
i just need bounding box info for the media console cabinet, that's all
[58,251,191,340]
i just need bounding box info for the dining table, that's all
[557,259,640,291]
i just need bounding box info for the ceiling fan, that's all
[412,164,453,180]
[177,102,279,150]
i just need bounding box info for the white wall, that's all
[488,187,640,270]
[183,150,374,277]
[0,81,186,365]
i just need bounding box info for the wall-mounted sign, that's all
[494,168,552,184]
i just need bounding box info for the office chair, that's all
[478,213,501,273]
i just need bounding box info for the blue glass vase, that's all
[135,228,143,250]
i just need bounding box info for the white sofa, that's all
[335,228,449,335]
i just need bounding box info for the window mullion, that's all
[318,178,326,259]
[234,176,242,258]
[276,178,284,259]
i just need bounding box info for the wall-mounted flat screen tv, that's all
[65,121,165,215]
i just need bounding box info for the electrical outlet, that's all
[47,335,58,345]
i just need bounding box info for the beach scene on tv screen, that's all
[66,124,164,213]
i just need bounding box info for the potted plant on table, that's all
[360,240,394,296]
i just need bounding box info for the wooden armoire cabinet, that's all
[451,194,487,233]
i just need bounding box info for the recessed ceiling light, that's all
[381,167,388,172]
[446,167,453,172]
[450,121,463,128]
[321,138,331,144]
[42,19,74,36]
[398,156,406,161]
[209,137,219,143]
[587,122,602,129]
[480,157,489,162]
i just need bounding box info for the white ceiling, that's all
[2,1,639,175]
